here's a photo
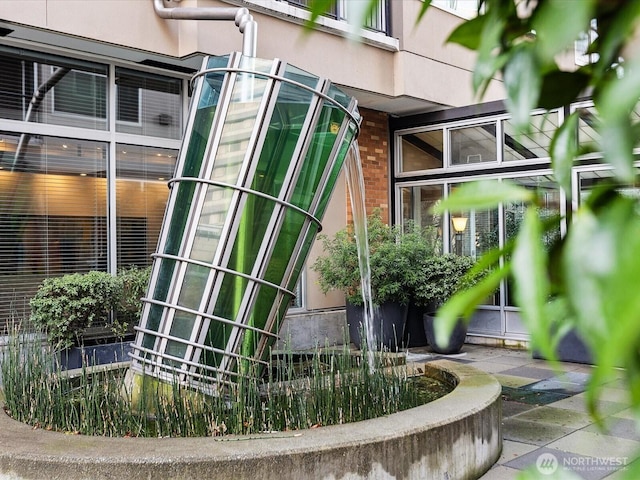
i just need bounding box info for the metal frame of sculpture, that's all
[129,52,360,394]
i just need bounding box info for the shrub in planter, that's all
[312,211,437,307]
[411,254,482,354]
[30,267,151,351]
[113,266,151,338]
[312,211,437,349]
[30,271,119,350]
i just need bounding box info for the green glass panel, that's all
[142,257,175,349]
[224,81,312,286]
[283,63,320,89]
[290,101,346,210]
[327,82,354,111]
[178,263,209,310]
[189,70,271,264]
[245,209,306,334]
[200,321,229,373]
[164,310,197,362]
[288,224,320,292]
[316,126,357,217]
[143,69,224,341]
[201,272,249,369]
[253,82,312,197]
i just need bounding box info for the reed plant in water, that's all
[1,329,450,437]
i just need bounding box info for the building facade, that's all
[0,0,522,344]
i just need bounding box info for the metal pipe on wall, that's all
[152,0,257,57]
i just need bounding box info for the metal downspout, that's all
[152,0,257,57]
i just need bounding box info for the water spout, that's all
[344,141,376,370]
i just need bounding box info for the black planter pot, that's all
[402,302,429,348]
[346,301,408,351]
[533,329,593,364]
[423,313,467,355]
[58,341,133,370]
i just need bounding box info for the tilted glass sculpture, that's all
[129,53,360,394]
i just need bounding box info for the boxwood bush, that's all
[30,267,150,350]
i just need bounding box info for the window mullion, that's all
[108,63,118,275]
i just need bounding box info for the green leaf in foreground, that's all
[511,207,555,362]
[531,0,594,63]
[503,43,540,133]
[414,0,433,26]
[446,14,486,50]
[563,196,640,419]
[433,180,534,214]
[550,111,579,199]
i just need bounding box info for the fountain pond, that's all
[0,333,501,479]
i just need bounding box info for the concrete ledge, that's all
[0,360,502,480]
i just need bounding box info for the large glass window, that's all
[53,69,107,119]
[0,132,108,325]
[0,47,185,333]
[278,0,389,33]
[503,175,561,306]
[393,108,577,339]
[116,144,177,269]
[450,123,497,165]
[400,184,444,250]
[503,113,556,161]
[0,50,108,130]
[400,130,443,172]
[577,168,640,204]
[576,105,599,153]
[115,68,183,139]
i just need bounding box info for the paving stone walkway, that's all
[406,344,639,479]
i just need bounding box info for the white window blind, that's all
[116,144,177,269]
[0,132,108,329]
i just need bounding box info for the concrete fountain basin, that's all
[0,359,501,480]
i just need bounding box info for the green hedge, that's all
[30,267,151,350]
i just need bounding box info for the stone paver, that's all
[407,344,640,479]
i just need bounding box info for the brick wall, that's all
[347,108,390,224]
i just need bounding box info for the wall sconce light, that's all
[452,215,467,256]
[451,215,468,233]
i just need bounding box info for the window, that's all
[394,107,572,338]
[0,132,108,327]
[245,0,390,34]
[575,19,599,66]
[450,123,497,165]
[432,0,481,19]
[289,0,338,18]
[116,68,183,139]
[117,83,140,124]
[503,175,561,306]
[0,54,34,121]
[0,50,108,129]
[0,48,185,333]
[503,113,556,161]
[576,105,599,153]
[400,130,443,172]
[52,69,107,119]
[577,168,640,205]
[116,144,177,269]
[400,184,444,251]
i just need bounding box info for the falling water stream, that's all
[344,141,376,370]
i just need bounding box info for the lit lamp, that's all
[451,215,468,255]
